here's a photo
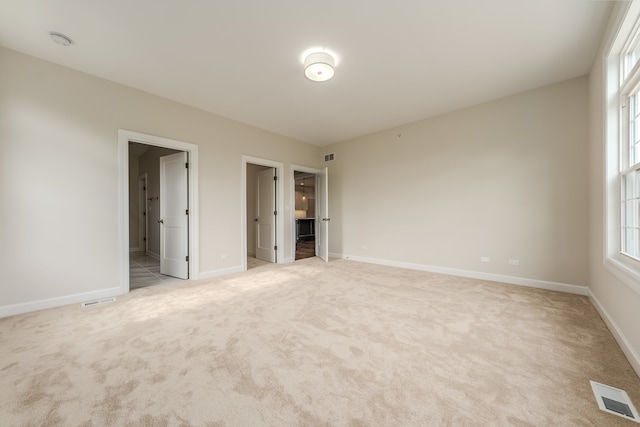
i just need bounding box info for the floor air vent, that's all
[590,380,640,423]
[81,297,116,308]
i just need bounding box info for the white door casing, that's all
[256,168,276,262]
[159,152,189,279]
[316,167,329,262]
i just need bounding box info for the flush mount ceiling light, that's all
[304,52,335,82]
[49,31,72,46]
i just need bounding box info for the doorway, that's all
[128,143,186,288]
[241,156,285,270]
[119,129,200,294]
[291,165,329,262]
[294,171,316,260]
[246,163,277,269]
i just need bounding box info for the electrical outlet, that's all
[481,256,491,262]
[508,259,520,266]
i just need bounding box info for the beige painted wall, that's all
[0,47,319,310]
[326,77,589,286]
[588,3,640,373]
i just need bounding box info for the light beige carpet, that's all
[1,258,639,426]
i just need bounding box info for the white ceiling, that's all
[0,1,613,146]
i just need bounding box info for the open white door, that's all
[159,152,189,279]
[316,167,329,262]
[256,168,276,262]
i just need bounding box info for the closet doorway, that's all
[241,156,285,271]
[246,163,277,268]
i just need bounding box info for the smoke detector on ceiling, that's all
[49,32,73,46]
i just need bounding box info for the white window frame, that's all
[619,78,640,260]
[604,0,640,295]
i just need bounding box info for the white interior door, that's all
[316,167,329,262]
[256,168,276,262]
[160,152,189,279]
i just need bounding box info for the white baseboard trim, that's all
[147,251,160,261]
[199,265,244,280]
[247,251,256,257]
[0,287,124,318]
[129,247,141,253]
[589,293,640,377]
[329,253,589,296]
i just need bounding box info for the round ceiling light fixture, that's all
[49,31,73,46]
[304,52,335,82]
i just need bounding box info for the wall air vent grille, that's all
[81,297,116,308]
[324,153,335,162]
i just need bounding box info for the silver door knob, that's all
[322,218,331,221]
[158,219,164,224]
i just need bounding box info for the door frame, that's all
[291,164,325,261]
[241,156,285,270]
[118,129,200,293]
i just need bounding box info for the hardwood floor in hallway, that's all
[295,238,315,260]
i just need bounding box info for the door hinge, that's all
[143,186,146,191]
[273,176,277,181]
[274,245,278,250]
[274,210,277,216]
[185,209,189,215]
[186,255,189,262]
[143,211,146,216]
[185,162,189,168]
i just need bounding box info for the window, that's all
[620,13,640,261]
[623,26,640,79]
[605,0,640,294]
[621,91,640,259]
